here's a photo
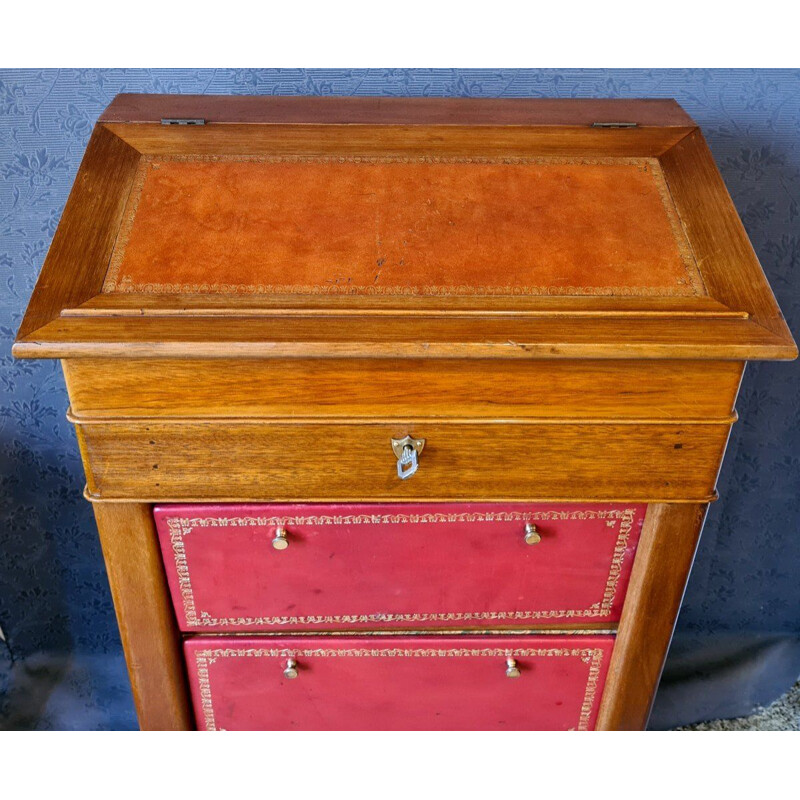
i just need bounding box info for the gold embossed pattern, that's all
[193,646,606,731]
[166,508,637,627]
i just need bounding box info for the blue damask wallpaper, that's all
[1,69,798,730]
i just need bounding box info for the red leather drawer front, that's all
[185,635,614,731]
[154,502,645,631]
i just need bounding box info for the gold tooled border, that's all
[167,508,637,628]
[193,645,606,731]
[103,155,705,297]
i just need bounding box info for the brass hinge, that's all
[160,118,206,126]
[591,121,638,129]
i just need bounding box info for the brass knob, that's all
[505,658,521,679]
[272,526,289,550]
[524,523,541,545]
[283,658,299,679]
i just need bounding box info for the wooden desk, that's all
[14,95,796,730]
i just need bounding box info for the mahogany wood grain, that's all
[595,503,708,730]
[100,95,697,127]
[91,502,193,730]
[73,419,732,502]
[62,358,743,421]
[16,126,140,340]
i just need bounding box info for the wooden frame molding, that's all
[12,97,796,362]
[98,95,698,128]
[15,126,140,342]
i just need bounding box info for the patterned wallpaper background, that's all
[0,69,798,730]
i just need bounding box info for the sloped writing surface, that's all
[104,155,704,297]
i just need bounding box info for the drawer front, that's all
[154,502,645,631]
[185,635,614,731]
[77,419,730,501]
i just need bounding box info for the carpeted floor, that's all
[678,681,800,730]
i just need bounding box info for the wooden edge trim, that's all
[99,95,697,127]
[60,306,751,320]
[747,319,798,359]
[14,337,797,362]
[83,485,720,505]
[65,408,739,426]
[659,130,797,357]
[100,122,695,160]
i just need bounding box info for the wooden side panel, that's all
[595,503,708,730]
[62,358,743,421]
[92,502,193,730]
[75,420,731,502]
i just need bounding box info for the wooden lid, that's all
[14,95,796,360]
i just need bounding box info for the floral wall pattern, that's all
[1,69,798,729]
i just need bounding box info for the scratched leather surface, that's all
[104,156,702,296]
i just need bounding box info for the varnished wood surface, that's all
[99,95,697,127]
[596,503,708,730]
[12,99,796,362]
[660,129,795,347]
[103,122,692,159]
[92,503,193,730]
[62,358,743,421]
[12,97,797,731]
[74,419,732,502]
[16,126,140,340]
[14,314,796,360]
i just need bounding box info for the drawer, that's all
[185,634,614,730]
[77,419,730,501]
[154,502,645,631]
